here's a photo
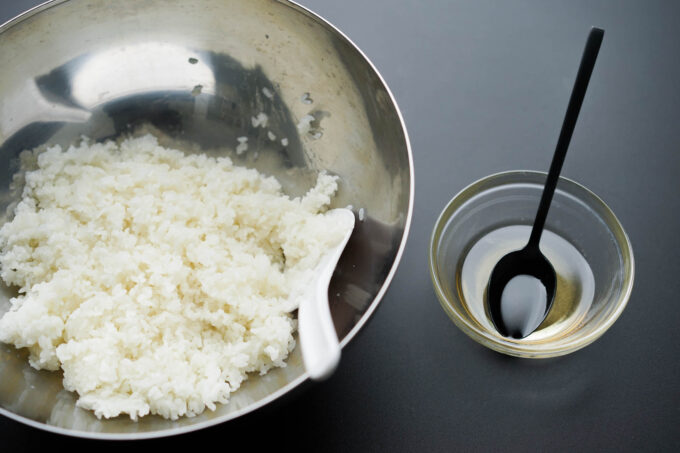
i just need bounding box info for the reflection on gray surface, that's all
[0,0,412,438]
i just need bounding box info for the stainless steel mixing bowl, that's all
[0,0,413,438]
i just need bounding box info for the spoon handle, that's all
[299,208,354,381]
[528,27,604,249]
[298,280,341,381]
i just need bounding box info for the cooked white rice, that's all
[0,134,346,420]
[251,112,268,128]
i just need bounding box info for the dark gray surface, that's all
[2,0,679,451]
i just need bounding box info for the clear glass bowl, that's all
[429,171,634,358]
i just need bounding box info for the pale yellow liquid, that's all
[460,225,595,342]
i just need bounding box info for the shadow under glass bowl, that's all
[0,0,413,439]
[429,171,634,358]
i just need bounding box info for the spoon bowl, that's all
[487,246,556,338]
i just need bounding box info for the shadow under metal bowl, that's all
[0,0,413,438]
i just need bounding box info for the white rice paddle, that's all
[298,208,355,381]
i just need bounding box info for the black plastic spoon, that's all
[487,27,604,339]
